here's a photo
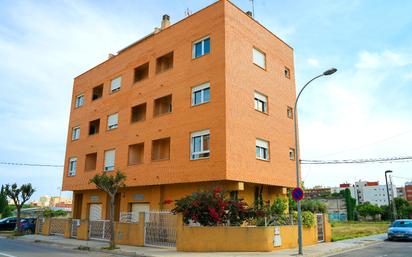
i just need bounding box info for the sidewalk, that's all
[7,233,386,257]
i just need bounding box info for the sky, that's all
[0,0,411,200]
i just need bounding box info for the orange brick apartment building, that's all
[63,0,297,221]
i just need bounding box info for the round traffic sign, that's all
[292,187,304,201]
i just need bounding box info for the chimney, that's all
[246,11,253,18]
[161,14,171,30]
[108,53,115,59]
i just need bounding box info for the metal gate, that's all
[316,213,325,242]
[71,219,80,238]
[50,218,66,236]
[144,211,177,247]
[89,220,111,241]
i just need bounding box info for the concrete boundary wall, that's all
[37,213,331,252]
[176,213,332,252]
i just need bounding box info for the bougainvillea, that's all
[163,199,173,205]
[171,187,252,226]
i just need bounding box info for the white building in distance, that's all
[332,181,396,206]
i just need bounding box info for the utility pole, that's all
[293,68,337,255]
[385,170,393,220]
[389,175,397,219]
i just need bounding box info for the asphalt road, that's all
[0,237,123,257]
[330,240,412,257]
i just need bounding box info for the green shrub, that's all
[270,197,288,215]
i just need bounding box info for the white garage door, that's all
[131,203,150,222]
[89,204,102,221]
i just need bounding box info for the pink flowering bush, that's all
[171,187,251,226]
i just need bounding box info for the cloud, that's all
[307,58,319,67]
[300,49,412,187]
[0,0,154,200]
[356,50,412,69]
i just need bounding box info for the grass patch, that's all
[331,221,389,241]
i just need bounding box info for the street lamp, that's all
[384,170,393,220]
[294,67,337,255]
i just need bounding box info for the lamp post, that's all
[294,67,337,255]
[384,170,393,220]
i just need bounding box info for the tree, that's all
[394,197,412,219]
[300,199,327,213]
[0,186,9,217]
[89,170,126,249]
[380,205,391,221]
[3,183,35,234]
[341,189,357,220]
[356,202,382,220]
[43,209,68,218]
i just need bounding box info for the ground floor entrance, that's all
[71,181,287,224]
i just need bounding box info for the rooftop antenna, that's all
[249,0,255,18]
[185,8,192,17]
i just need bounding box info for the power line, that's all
[392,175,412,181]
[0,162,63,168]
[1,155,412,168]
[301,156,412,165]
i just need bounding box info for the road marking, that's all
[0,252,17,257]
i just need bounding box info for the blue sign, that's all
[292,187,304,201]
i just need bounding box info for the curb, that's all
[8,235,385,257]
[11,237,148,257]
[40,240,147,257]
[321,240,383,257]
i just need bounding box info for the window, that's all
[107,113,118,130]
[104,149,115,171]
[92,84,103,100]
[287,106,293,119]
[252,48,266,69]
[256,139,269,160]
[152,138,170,161]
[111,76,121,93]
[254,92,268,113]
[192,82,210,106]
[289,148,295,160]
[85,153,97,171]
[192,36,210,58]
[75,94,84,108]
[128,143,144,165]
[72,126,80,141]
[89,119,100,135]
[156,52,173,74]
[191,130,210,160]
[131,103,146,123]
[134,63,149,83]
[154,95,172,117]
[68,157,77,176]
[284,67,291,78]
[230,191,238,200]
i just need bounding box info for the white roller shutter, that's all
[104,149,115,171]
[89,204,102,221]
[111,77,121,92]
[253,48,266,69]
[131,203,150,222]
